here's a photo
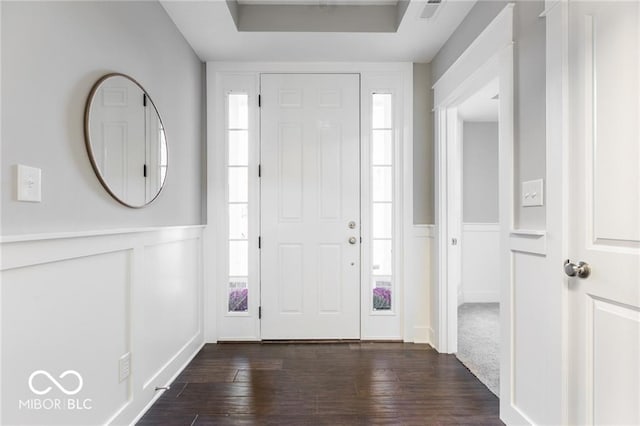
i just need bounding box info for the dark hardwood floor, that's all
[138,343,501,425]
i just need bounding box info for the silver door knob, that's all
[564,259,591,279]
[348,237,357,245]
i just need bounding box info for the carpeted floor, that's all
[457,303,500,396]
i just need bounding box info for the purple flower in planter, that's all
[373,287,391,310]
[229,288,248,312]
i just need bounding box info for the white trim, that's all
[433,4,515,104]
[0,224,205,244]
[0,3,4,422]
[413,326,430,344]
[209,62,410,74]
[401,68,415,342]
[510,228,546,236]
[540,0,561,18]
[1,226,204,271]
[413,224,435,238]
[546,1,570,424]
[463,222,500,232]
[204,63,219,344]
[462,292,500,304]
[509,233,547,256]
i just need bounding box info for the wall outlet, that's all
[16,165,41,202]
[119,352,131,382]
[522,179,544,207]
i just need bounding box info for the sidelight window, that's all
[371,93,393,311]
[227,93,249,313]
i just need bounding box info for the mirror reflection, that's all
[84,73,168,208]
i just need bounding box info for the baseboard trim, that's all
[413,326,430,344]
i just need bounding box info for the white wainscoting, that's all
[510,249,550,422]
[461,223,500,304]
[500,229,560,425]
[0,226,205,425]
[406,224,435,344]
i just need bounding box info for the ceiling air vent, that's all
[420,0,442,20]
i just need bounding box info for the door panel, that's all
[89,78,146,205]
[260,74,360,339]
[568,2,640,424]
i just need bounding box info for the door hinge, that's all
[258,236,261,249]
[143,164,147,177]
[258,94,261,107]
[258,306,262,319]
[143,94,147,107]
[258,164,261,178]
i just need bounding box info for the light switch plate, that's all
[522,179,544,207]
[16,165,42,202]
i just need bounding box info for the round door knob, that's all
[564,259,591,279]
[348,237,357,245]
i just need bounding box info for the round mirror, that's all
[84,73,168,208]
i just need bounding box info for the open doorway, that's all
[455,80,500,396]
[433,5,519,420]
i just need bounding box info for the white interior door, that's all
[260,74,360,339]
[568,2,640,424]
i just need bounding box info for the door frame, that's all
[432,4,530,424]
[433,3,513,355]
[205,63,415,342]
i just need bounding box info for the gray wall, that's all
[463,122,499,223]
[1,1,205,235]
[431,0,546,229]
[413,63,434,225]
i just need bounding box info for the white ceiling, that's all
[160,0,476,62]
[457,78,499,122]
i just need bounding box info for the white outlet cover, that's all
[522,179,544,207]
[17,165,42,202]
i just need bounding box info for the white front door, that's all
[568,2,640,424]
[260,74,361,339]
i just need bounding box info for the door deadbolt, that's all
[348,221,357,229]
